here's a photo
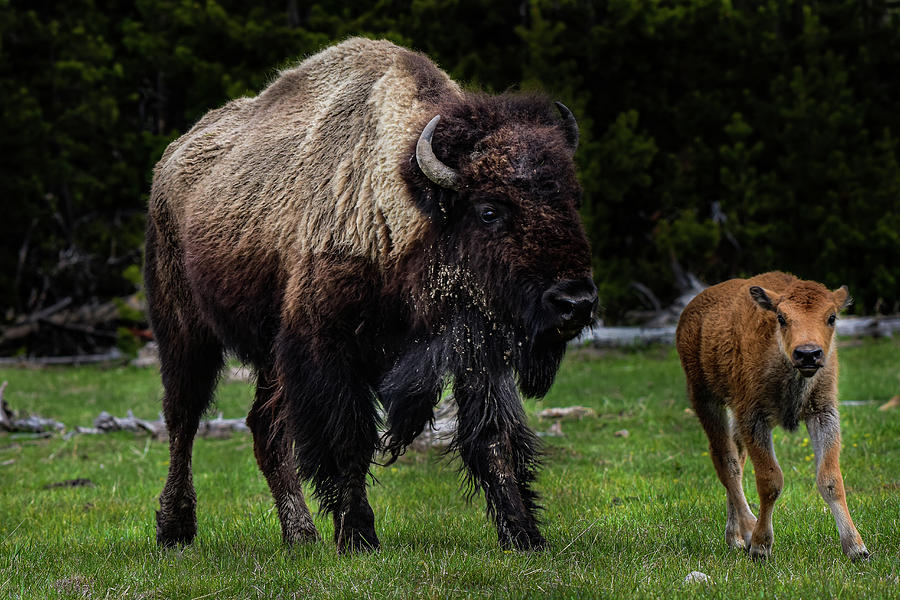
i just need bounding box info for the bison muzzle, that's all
[145,38,596,553]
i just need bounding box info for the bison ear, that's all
[749,286,779,312]
[833,285,852,311]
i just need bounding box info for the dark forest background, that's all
[2,0,899,355]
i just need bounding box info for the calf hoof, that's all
[843,541,870,562]
[336,528,380,554]
[155,507,197,547]
[725,530,751,551]
[749,543,772,560]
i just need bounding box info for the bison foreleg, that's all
[453,374,545,551]
[806,410,869,560]
[278,338,381,554]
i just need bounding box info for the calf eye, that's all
[827,314,836,326]
[777,314,787,326]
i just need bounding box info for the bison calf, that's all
[676,271,868,560]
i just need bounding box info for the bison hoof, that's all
[336,528,380,554]
[501,529,547,552]
[284,526,321,546]
[155,508,197,547]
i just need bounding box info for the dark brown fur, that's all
[676,271,868,560]
[146,38,595,553]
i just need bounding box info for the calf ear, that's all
[749,286,778,312]
[833,285,852,311]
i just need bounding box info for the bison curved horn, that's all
[416,115,461,191]
[555,101,579,152]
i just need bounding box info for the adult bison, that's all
[145,37,596,553]
[676,271,868,560]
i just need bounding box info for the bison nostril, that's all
[570,298,595,322]
[792,345,824,365]
[543,280,598,330]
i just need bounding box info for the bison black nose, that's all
[792,344,824,376]
[542,278,598,340]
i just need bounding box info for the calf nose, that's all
[543,277,598,337]
[792,344,824,366]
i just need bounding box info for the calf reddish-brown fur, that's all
[676,271,868,560]
[145,38,596,553]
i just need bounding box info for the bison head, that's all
[405,95,597,397]
[750,282,851,378]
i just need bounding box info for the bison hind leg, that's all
[154,326,225,547]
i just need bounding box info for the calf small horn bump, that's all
[416,115,461,191]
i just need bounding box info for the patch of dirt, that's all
[43,478,96,490]
[52,575,94,597]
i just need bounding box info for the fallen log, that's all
[573,316,900,348]
[537,406,596,420]
[79,410,248,440]
[0,349,125,367]
[0,382,247,439]
[0,293,144,356]
[0,381,66,434]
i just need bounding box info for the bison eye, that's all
[827,314,836,327]
[478,204,501,225]
[777,314,787,326]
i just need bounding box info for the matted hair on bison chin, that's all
[514,336,568,398]
[377,339,448,465]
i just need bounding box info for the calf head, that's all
[407,95,597,396]
[749,282,851,377]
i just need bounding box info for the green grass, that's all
[1,338,899,599]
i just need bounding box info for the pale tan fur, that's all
[150,37,462,281]
[676,271,868,560]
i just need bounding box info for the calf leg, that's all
[690,385,757,550]
[454,374,545,551]
[246,369,319,545]
[806,410,869,560]
[739,415,783,559]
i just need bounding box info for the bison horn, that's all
[416,115,461,191]
[555,101,579,152]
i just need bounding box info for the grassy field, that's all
[1,337,898,599]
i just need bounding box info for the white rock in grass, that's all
[683,571,711,584]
